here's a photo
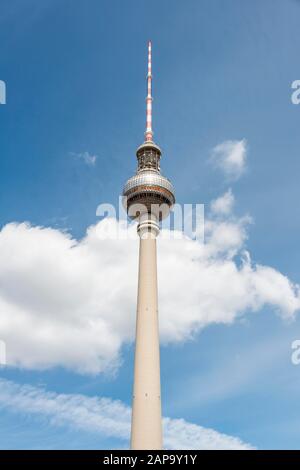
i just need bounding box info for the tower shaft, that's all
[130,216,162,450]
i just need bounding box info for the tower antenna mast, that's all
[145,40,153,142]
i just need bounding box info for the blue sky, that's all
[1,0,300,450]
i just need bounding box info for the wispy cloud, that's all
[70,151,98,166]
[210,139,247,181]
[0,379,253,450]
[172,332,290,413]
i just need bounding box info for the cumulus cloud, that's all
[0,192,299,373]
[210,139,247,180]
[210,189,235,216]
[0,379,253,450]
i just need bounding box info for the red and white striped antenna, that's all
[145,40,153,142]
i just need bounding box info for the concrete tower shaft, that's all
[130,214,162,449]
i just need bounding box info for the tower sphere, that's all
[123,141,175,220]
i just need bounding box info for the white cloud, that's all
[204,214,251,259]
[0,378,253,450]
[210,189,235,216]
[163,417,254,450]
[71,151,97,166]
[211,139,247,180]
[0,191,299,373]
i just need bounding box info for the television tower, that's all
[123,41,175,450]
